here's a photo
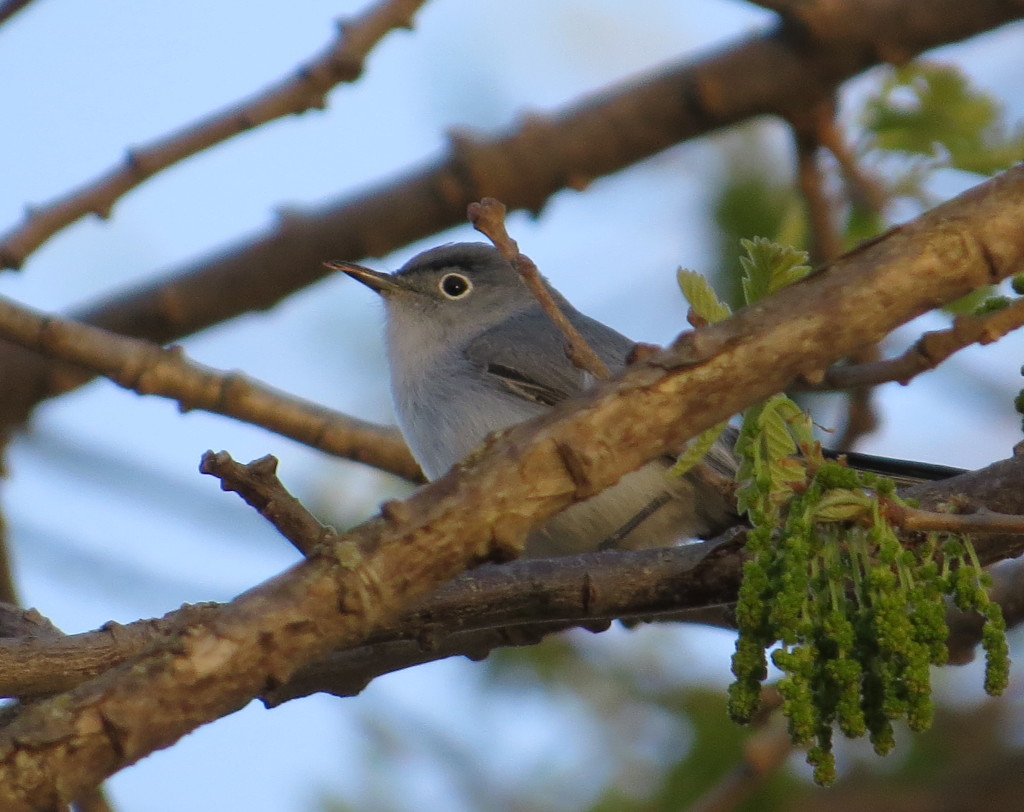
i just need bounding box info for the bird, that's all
[333,242,739,557]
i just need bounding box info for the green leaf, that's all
[734,395,816,516]
[739,237,812,305]
[862,62,1024,176]
[677,269,732,323]
[813,489,873,522]
[670,422,728,476]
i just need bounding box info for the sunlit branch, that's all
[0,294,422,482]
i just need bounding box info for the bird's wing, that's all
[464,307,634,407]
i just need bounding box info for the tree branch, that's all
[0,165,1023,807]
[2,459,1023,706]
[0,0,35,27]
[888,502,1024,535]
[0,601,221,700]
[3,450,1024,709]
[0,509,17,606]
[817,297,1024,390]
[0,606,118,812]
[789,98,886,449]
[200,452,334,555]
[0,537,738,703]
[687,725,792,812]
[816,108,888,214]
[790,99,843,265]
[0,0,428,270]
[947,557,1024,665]
[0,0,1019,430]
[0,294,422,482]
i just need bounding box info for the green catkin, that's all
[728,429,1010,786]
[688,238,1011,786]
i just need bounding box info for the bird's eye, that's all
[439,273,472,299]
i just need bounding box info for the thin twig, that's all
[790,101,888,450]
[818,103,891,493]
[685,686,789,812]
[790,102,881,448]
[817,297,1024,390]
[0,0,34,26]
[888,503,1024,536]
[791,101,843,265]
[467,197,612,379]
[0,509,18,605]
[834,344,881,449]
[199,452,334,556]
[0,0,427,270]
[790,101,881,448]
[817,113,888,213]
[686,730,793,812]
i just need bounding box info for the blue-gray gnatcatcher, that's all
[335,242,738,557]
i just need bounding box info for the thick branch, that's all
[0,0,1020,429]
[0,166,1022,807]
[0,0,427,270]
[2,458,1023,708]
[0,602,221,700]
[0,537,739,701]
[0,607,117,812]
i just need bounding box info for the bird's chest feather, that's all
[389,349,545,480]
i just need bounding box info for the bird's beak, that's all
[326,260,406,295]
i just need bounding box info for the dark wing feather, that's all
[464,306,634,406]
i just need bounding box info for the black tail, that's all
[824,449,966,483]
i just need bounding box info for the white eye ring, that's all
[439,273,472,299]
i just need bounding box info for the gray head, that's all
[339,243,539,328]
[334,243,562,362]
